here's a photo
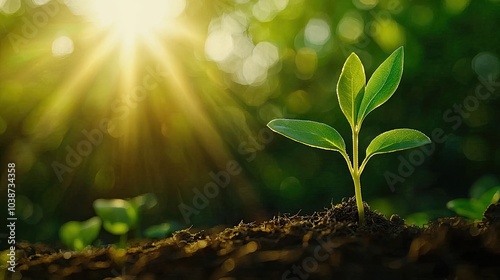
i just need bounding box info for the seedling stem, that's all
[352,128,365,223]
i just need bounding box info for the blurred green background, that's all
[1,0,499,245]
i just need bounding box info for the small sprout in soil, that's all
[447,185,500,220]
[93,198,137,248]
[268,47,431,224]
[59,216,101,251]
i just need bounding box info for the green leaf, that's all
[447,199,484,220]
[365,128,431,161]
[267,119,346,153]
[357,47,404,124]
[470,176,500,199]
[59,216,101,251]
[478,186,500,207]
[93,199,137,235]
[129,193,158,211]
[337,53,366,128]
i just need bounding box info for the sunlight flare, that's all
[66,0,186,42]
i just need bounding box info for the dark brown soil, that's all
[9,198,500,280]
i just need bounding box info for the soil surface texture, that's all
[10,198,500,280]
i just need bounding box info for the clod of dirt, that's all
[484,202,500,225]
[10,197,500,280]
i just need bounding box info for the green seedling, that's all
[129,192,158,237]
[59,216,101,251]
[93,198,137,248]
[268,47,431,224]
[447,186,500,220]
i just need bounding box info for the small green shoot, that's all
[93,198,137,248]
[447,186,500,220]
[268,47,431,224]
[59,216,101,251]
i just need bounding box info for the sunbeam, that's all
[0,0,269,234]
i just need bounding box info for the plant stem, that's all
[119,234,127,249]
[352,127,365,224]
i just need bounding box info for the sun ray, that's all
[24,33,120,140]
[1,0,268,228]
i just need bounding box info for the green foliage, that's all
[447,186,500,220]
[268,47,431,223]
[59,216,101,251]
[59,193,159,250]
[358,48,404,125]
[129,192,158,212]
[337,53,365,128]
[93,198,137,236]
[265,120,346,153]
[365,129,431,162]
[93,193,157,248]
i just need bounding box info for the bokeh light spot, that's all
[410,5,434,27]
[305,18,331,46]
[443,0,470,15]
[252,0,288,22]
[352,0,378,10]
[337,13,364,43]
[52,36,74,57]
[462,137,489,161]
[286,90,312,114]
[242,57,267,85]
[32,0,50,6]
[252,42,279,68]
[465,107,491,127]
[472,52,500,79]
[0,0,21,14]
[205,12,280,85]
[370,19,406,52]
[295,48,317,79]
[273,0,289,10]
[205,30,234,62]
[253,0,275,22]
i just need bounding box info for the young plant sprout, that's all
[268,47,431,224]
[93,198,137,248]
[59,216,101,251]
[447,185,500,220]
